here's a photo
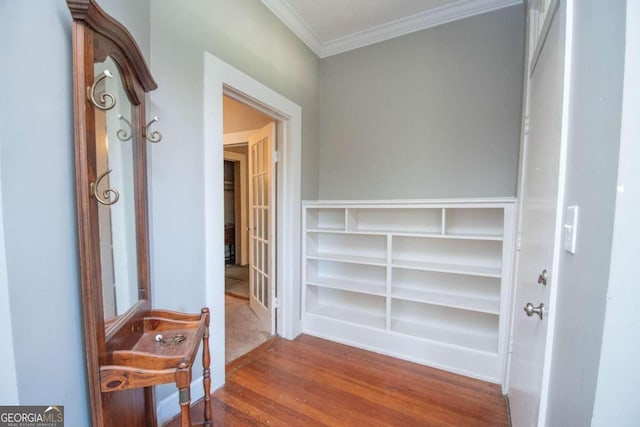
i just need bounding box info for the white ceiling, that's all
[261,0,522,58]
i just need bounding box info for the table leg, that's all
[178,386,192,427]
[202,308,212,426]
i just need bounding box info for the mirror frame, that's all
[67,1,157,425]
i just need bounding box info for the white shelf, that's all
[307,253,387,266]
[306,258,387,295]
[306,285,386,330]
[391,299,499,353]
[306,208,345,231]
[307,277,386,296]
[391,267,500,313]
[390,318,498,354]
[306,232,387,265]
[392,235,502,276]
[306,228,348,234]
[443,232,503,241]
[391,260,502,278]
[444,208,504,238]
[347,208,442,234]
[306,305,386,330]
[308,228,503,241]
[391,287,499,314]
[302,200,514,382]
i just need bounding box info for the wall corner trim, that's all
[262,0,523,58]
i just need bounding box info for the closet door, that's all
[508,1,567,425]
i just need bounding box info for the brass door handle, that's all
[524,302,544,320]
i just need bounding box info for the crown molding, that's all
[260,0,323,56]
[321,0,523,57]
[262,0,523,58]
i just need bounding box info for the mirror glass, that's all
[93,56,139,324]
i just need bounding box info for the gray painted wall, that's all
[544,1,626,425]
[0,0,19,400]
[591,1,640,424]
[318,5,525,200]
[1,2,88,424]
[101,0,151,58]
[0,0,149,423]
[149,0,319,200]
[148,0,319,401]
[0,139,19,405]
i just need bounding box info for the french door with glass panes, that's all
[248,122,275,331]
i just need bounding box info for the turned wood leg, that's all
[176,362,192,427]
[202,308,213,425]
[178,387,192,427]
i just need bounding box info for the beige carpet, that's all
[225,294,271,363]
[225,265,250,299]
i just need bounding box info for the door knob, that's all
[538,269,548,286]
[524,302,544,320]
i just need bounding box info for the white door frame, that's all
[203,52,303,386]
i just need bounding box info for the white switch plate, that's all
[564,206,579,254]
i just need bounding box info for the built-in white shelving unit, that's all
[302,199,515,384]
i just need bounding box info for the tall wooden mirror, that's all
[68,2,212,426]
[67,0,157,425]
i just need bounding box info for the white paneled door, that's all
[248,122,276,330]
[508,2,568,426]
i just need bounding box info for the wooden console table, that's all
[100,308,213,426]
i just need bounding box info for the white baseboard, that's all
[156,375,205,425]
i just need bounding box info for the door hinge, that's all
[272,150,280,163]
[516,231,522,251]
[523,116,530,135]
[508,336,515,354]
[273,297,279,308]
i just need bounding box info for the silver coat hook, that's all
[87,70,116,111]
[143,116,162,143]
[116,114,133,141]
[90,169,120,206]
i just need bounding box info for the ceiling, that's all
[260,0,522,58]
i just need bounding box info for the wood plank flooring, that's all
[165,335,509,426]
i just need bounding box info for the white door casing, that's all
[202,52,302,398]
[157,45,302,425]
[248,122,275,330]
[508,1,572,426]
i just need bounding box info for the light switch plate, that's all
[564,205,579,254]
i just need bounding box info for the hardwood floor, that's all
[165,335,509,426]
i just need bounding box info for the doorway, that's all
[222,96,276,363]
[203,52,303,392]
